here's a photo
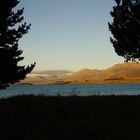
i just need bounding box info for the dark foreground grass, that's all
[0,95,140,140]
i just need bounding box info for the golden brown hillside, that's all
[21,62,140,84]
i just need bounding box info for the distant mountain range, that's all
[20,62,140,84]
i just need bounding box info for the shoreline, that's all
[20,81,140,85]
[0,95,140,140]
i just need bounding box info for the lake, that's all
[0,83,140,98]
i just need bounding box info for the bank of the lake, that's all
[0,95,140,140]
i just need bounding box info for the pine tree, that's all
[108,0,140,62]
[0,0,35,89]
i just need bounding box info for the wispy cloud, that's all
[31,70,73,77]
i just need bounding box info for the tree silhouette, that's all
[108,0,140,62]
[0,0,35,89]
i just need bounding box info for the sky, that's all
[18,0,123,71]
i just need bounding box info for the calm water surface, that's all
[0,83,140,98]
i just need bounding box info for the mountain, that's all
[20,62,140,84]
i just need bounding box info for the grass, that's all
[0,94,140,140]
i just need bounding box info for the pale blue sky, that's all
[19,0,123,71]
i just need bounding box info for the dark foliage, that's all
[0,0,35,89]
[109,0,140,62]
[0,95,140,140]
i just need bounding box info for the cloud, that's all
[31,70,73,77]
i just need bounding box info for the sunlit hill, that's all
[21,62,140,85]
